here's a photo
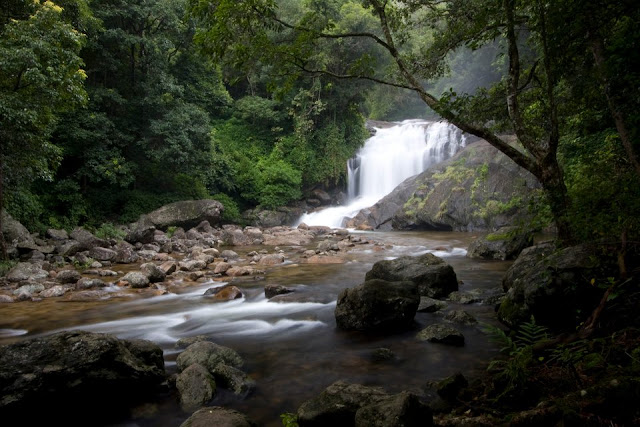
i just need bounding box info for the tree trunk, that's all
[538,153,574,245]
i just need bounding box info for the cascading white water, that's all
[297,120,467,228]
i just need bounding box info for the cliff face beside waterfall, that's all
[345,138,540,231]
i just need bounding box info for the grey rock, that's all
[264,284,294,299]
[257,254,285,265]
[371,348,396,363]
[12,283,45,296]
[498,242,615,330]
[417,324,465,346]
[1,210,33,244]
[125,217,156,244]
[41,285,70,298]
[355,391,433,427]
[89,247,117,262]
[220,249,239,260]
[176,341,243,373]
[179,260,207,271]
[466,226,533,260]
[76,278,107,290]
[365,253,458,298]
[447,291,479,304]
[70,227,109,250]
[179,406,256,427]
[297,381,389,426]
[113,241,140,264]
[443,310,477,325]
[0,331,165,423]
[176,363,216,412]
[142,199,224,230]
[57,240,84,257]
[335,279,419,331]
[122,272,150,288]
[391,140,539,232]
[46,228,69,240]
[212,363,255,397]
[6,262,48,282]
[417,297,448,313]
[140,262,166,283]
[56,269,81,284]
[203,285,243,301]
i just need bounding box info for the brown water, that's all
[0,230,511,426]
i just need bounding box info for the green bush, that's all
[256,158,302,209]
[5,187,44,232]
[118,191,177,224]
[93,222,126,240]
[212,193,242,224]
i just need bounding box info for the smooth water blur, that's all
[0,231,510,426]
[298,120,466,228]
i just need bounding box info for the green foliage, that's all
[561,129,640,241]
[72,257,94,271]
[5,187,44,232]
[0,0,86,225]
[166,226,177,238]
[280,412,299,427]
[256,158,302,209]
[118,191,177,224]
[212,193,242,224]
[0,260,18,277]
[93,222,126,240]
[482,317,549,397]
[41,179,90,231]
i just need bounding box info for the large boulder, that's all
[297,381,432,427]
[335,279,419,331]
[297,381,388,426]
[69,227,110,250]
[355,391,433,427]
[179,406,257,427]
[365,253,458,298]
[1,210,33,245]
[138,200,224,231]
[0,331,166,423]
[498,242,615,330]
[466,226,533,260]
[376,140,538,232]
[5,262,48,282]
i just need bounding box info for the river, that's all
[0,230,510,426]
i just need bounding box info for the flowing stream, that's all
[297,120,467,228]
[0,232,509,426]
[0,120,509,426]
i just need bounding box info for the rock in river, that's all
[335,279,419,331]
[365,253,458,298]
[0,331,166,424]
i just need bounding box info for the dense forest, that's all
[2,0,639,251]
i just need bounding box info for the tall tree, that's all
[0,0,86,257]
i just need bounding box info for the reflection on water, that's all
[0,231,511,427]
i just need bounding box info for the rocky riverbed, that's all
[1,204,515,426]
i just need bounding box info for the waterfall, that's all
[297,120,467,228]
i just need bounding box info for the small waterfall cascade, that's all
[297,120,467,228]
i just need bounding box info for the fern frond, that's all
[515,315,548,347]
[480,322,517,355]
